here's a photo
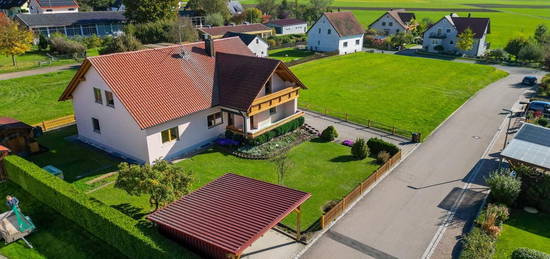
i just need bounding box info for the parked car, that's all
[522,76,537,86]
[526,101,550,115]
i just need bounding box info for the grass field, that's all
[89,140,380,230]
[0,48,98,74]
[0,181,124,259]
[494,210,550,258]
[269,47,315,63]
[291,52,508,137]
[0,70,76,125]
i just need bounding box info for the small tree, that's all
[457,28,474,53]
[504,37,529,59]
[206,12,225,26]
[256,0,278,15]
[517,43,544,63]
[115,160,193,211]
[272,154,294,186]
[321,126,338,141]
[534,24,548,44]
[38,33,48,50]
[244,8,263,23]
[122,0,179,23]
[351,138,369,160]
[99,34,143,55]
[485,170,522,207]
[0,16,34,66]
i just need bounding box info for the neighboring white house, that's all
[29,0,78,14]
[368,9,416,36]
[59,37,307,164]
[422,14,490,56]
[265,18,307,35]
[307,12,364,55]
[223,32,269,57]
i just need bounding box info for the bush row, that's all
[225,116,305,146]
[512,248,550,259]
[367,138,400,156]
[4,156,192,259]
[267,34,307,47]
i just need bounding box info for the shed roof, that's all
[148,173,311,256]
[15,11,126,27]
[323,12,364,37]
[501,123,550,170]
[199,23,272,37]
[0,117,32,130]
[267,18,307,27]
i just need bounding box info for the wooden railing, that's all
[32,114,76,132]
[320,151,402,229]
[248,87,300,116]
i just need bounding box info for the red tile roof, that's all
[147,173,311,257]
[198,23,272,37]
[323,12,364,37]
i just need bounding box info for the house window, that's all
[68,8,75,11]
[450,41,454,44]
[256,38,259,44]
[93,88,103,104]
[318,28,321,33]
[270,107,277,115]
[92,118,101,133]
[105,91,115,108]
[355,39,360,45]
[328,29,331,34]
[382,22,386,26]
[343,41,348,47]
[46,9,52,12]
[396,29,400,33]
[389,22,393,26]
[317,40,320,46]
[161,127,179,143]
[207,112,223,128]
[446,28,451,33]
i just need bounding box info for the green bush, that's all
[512,248,550,259]
[4,156,193,259]
[460,228,495,259]
[99,34,143,55]
[515,166,550,213]
[376,151,391,164]
[367,138,400,156]
[351,138,369,159]
[129,20,178,44]
[486,171,522,206]
[321,126,338,141]
[49,34,86,55]
[537,118,549,127]
[246,116,305,146]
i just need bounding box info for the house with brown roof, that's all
[198,23,273,39]
[422,14,490,56]
[58,37,307,164]
[307,12,365,55]
[368,9,416,37]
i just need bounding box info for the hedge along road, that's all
[300,65,546,259]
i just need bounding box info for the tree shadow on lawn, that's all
[505,210,550,239]
[330,155,357,162]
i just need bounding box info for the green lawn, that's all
[242,0,550,8]
[494,210,550,258]
[0,70,76,125]
[27,125,123,183]
[269,47,315,63]
[0,181,124,259]
[89,140,380,230]
[291,52,508,137]
[0,48,98,74]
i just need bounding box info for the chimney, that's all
[204,34,215,57]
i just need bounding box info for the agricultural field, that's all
[292,52,508,137]
[494,210,550,258]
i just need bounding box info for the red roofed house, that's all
[307,12,365,55]
[59,37,307,164]
[29,0,78,14]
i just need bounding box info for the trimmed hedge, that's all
[367,138,400,156]
[4,156,195,259]
[248,116,305,146]
[512,248,550,259]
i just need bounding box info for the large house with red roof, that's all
[307,12,365,55]
[59,37,306,164]
[29,0,78,14]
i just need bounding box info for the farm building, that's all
[307,12,365,55]
[265,18,307,35]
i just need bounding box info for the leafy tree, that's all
[517,42,544,63]
[534,24,549,44]
[244,8,263,23]
[390,32,413,49]
[115,160,194,211]
[176,18,198,43]
[257,0,278,15]
[351,138,369,160]
[122,0,179,23]
[457,28,474,53]
[79,0,115,10]
[0,16,34,66]
[483,48,507,63]
[187,0,230,20]
[206,12,225,26]
[230,13,246,25]
[272,154,294,186]
[504,37,529,59]
[309,0,333,11]
[99,34,143,55]
[49,34,86,55]
[485,170,521,207]
[38,33,48,50]
[277,0,291,19]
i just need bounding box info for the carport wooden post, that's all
[295,206,302,240]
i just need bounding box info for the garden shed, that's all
[148,173,311,259]
[501,123,550,172]
[0,117,38,155]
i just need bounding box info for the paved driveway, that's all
[301,66,545,259]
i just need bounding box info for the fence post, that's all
[41,121,47,131]
[321,216,325,229]
[392,126,396,135]
[367,120,371,128]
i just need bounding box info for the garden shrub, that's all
[512,248,550,259]
[321,199,341,213]
[246,116,305,146]
[99,34,143,55]
[460,228,495,259]
[49,34,86,55]
[537,118,548,127]
[38,33,48,50]
[321,126,338,141]
[486,171,522,206]
[4,156,192,259]
[376,151,391,164]
[367,138,400,156]
[475,203,509,237]
[515,166,550,213]
[351,138,368,160]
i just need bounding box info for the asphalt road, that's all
[301,65,545,259]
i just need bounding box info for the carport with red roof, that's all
[147,173,311,259]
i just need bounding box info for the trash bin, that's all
[412,132,421,143]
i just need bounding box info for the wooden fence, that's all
[32,115,76,132]
[320,151,402,229]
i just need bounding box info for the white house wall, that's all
[338,34,363,54]
[307,15,340,53]
[369,14,406,36]
[71,66,149,163]
[278,24,307,35]
[422,17,487,56]
[255,73,292,99]
[247,37,269,57]
[144,107,227,163]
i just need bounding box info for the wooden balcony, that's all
[248,87,300,116]
[227,111,304,139]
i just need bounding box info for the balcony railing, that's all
[248,87,300,116]
[428,33,447,39]
[227,111,304,139]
